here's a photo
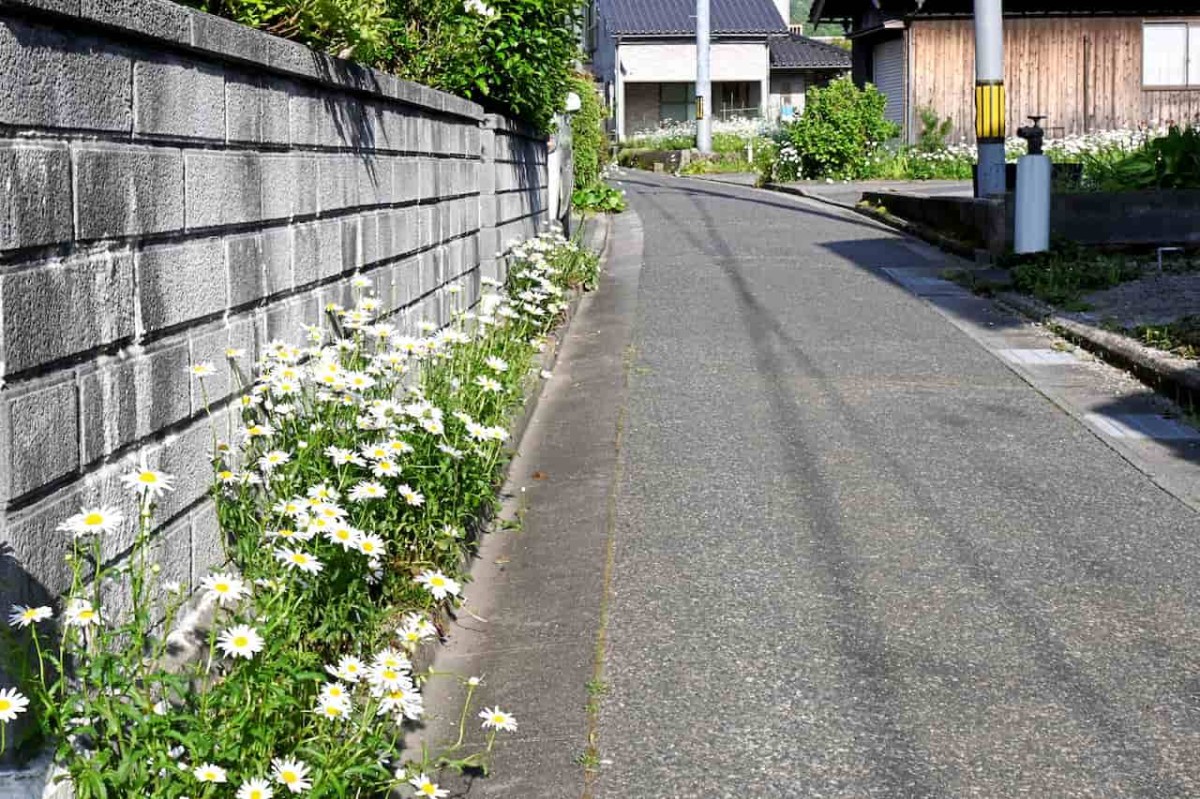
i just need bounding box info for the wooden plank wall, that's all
[907,17,1200,143]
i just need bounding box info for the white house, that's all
[585,0,851,140]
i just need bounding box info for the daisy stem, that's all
[1,720,6,755]
[450,681,478,752]
[32,627,46,687]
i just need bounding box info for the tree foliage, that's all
[775,77,898,180]
[185,0,585,132]
[569,73,606,192]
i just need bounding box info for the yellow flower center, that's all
[282,772,298,784]
[430,577,445,587]
[214,582,230,593]
[79,610,96,621]
[22,610,36,621]
[250,791,264,799]
[218,471,234,480]
[325,706,341,716]
[336,531,350,540]
[138,472,157,484]
[234,636,248,647]
[83,512,103,526]
[291,554,308,564]
[492,714,505,724]
[0,699,11,711]
[362,542,375,553]
[422,785,437,796]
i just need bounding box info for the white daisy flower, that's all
[0,688,29,722]
[217,624,264,659]
[119,463,175,499]
[275,548,324,575]
[348,481,387,502]
[325,655,366,683]
[479,706,517,732]
[58,507,124,539]
[415,570,460,600]
[63,598,102,628]
[315,693,352,721]
[367,664,410,692]
[474,375,503,393]
[485,356,508,373]
[397,485,425,507]
[237,778,274,799]
[408,773,447,798]
[356,534,386,558]
[8,604,52,628]
[187,362,217,378]
[370,459,401,478]
[200,572,249,606]
[397,613,437,647]
[258,450,291,472]
[437,443,464,460]
[325,525,361,551]
[193,763,228,783]
[271,757,312,794]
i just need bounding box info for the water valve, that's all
[1017,115,1046,155]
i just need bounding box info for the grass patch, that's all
[1129,316,1200,359]
[1005,242,1200,307]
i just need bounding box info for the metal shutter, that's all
[873,38,905,128]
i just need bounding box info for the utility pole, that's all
[973,0,1005,197]
[696,0,712,153]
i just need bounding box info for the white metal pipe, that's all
[696,0,712,153]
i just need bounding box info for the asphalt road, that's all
[594,172,1200,798]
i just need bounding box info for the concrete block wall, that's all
[0,0,549,705]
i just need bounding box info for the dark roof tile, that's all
[600,0,788,36]
[769,34,852,68]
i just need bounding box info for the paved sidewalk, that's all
[425,172,1200,798]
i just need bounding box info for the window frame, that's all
[1142,20,1200,91]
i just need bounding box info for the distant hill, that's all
[790,0,844,35]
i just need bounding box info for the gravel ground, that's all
[1077,271,1200,331]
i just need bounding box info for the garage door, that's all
[873,38,905,129]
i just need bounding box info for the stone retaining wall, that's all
[0,0,550,735]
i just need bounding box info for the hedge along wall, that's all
[0,0,549,688]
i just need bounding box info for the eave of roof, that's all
[768,34,853,68]
[811,0,1200,24]
[601,0,789,36]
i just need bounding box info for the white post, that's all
[697,0,712,153]
[974,0,1005,197]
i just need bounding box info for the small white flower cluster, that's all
[3,230,581,792]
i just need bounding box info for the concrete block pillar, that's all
[478,116,501,284]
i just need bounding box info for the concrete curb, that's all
[763,182,981,259]
[997,290,1200,404]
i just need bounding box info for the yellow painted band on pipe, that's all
[975,83,1005,141]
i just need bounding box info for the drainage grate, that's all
[1084,413,1200,441]
[997,348,1081,366]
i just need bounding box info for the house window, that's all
[660,83,696,122]
[1143,22,1200,87]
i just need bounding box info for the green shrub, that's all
[378,0,584,131]
[569,74,607,193]
[1092,125,1200,191]
[915,106,954,153]
[767,77,899,181]
[573,182,626,213]
[188,0,586,132]
[185,0,390,61]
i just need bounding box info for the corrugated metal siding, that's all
[873,38,906,127]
